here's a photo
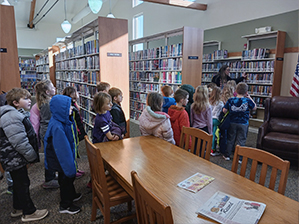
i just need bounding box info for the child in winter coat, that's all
[168,88,190,146]
[0,88,48,222]
[139,92,175,144]
[44,95,82,214]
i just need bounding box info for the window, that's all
[133,0,143,8]
[133,14,143,51]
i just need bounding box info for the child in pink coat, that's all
[139,92,175,145]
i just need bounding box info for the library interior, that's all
[0,0,298,223]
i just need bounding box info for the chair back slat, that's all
[269,168,278,190]
[179,126,213,161]
[131,171,174,224]
[231,145,290,195]
[249,160,258,181]
[85,136,109,207]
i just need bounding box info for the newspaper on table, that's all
[196,191,266,224]
[177,172,215,193]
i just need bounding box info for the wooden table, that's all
[95,136,299,224]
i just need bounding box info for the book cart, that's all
[129,26,204,121]
[202,31,285,127]
[54,17,129,134]
[18,56,37,95]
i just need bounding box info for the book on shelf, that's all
[242,48,271,60]
[177,172,215,193]
[196,191,266,224]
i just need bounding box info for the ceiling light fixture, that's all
[71,4,91,24]
[1,0,10,5]
[107,0,115,18]
[61,0,71,34]
[88,0,103,14]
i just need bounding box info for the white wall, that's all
[16,0,299,49]
[281,53,298,96]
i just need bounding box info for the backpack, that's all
[0,91,7,106]
[218,111,230,131]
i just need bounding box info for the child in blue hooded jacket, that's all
[44,95,81,215]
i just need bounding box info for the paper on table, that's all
[196,191,266,224]
[177,172,215,193]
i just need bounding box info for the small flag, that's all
[290,55,299,97]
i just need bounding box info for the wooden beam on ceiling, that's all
[143,0,207,11]
[28,0,36,29]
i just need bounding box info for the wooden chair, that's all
[231,145,290,195]
[84,136,135,224]
[179,126,213,161]
[131,171,174,224]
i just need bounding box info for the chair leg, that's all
[127,200,132,211]
[104,207,111,224]
[91,197,97,221]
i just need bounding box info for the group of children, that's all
[139,80,256,163]
[0,76,256,222]
[0,79,127,222]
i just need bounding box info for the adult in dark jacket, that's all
[212,65,246,89]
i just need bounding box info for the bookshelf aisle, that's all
[54,17,129,133]
[129,27,203,121]
[201,31,285,127]
[19,57,36,95]
[241,30,286,126]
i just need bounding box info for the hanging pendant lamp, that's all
[88,0,103,14]
[61,0,71,33]
[107,0,115,18]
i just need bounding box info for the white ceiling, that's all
[9,0,113,26]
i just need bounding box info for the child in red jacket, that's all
[168,88,190,146]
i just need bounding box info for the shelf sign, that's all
[276,57,283,61]
[188,56,198,60]
[107,52,122,57]
[0,48,7,53]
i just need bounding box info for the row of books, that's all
[19,63,36,71]
[248,85,272,96]
[56,71,98,85]
[202,61,242,72]
[130,71,182,84]
[129,58,182,71]
[130,110,141,120]
[20,81,37,93]
[130,82,179,93]
[79,110,95,128]
[36,65,49,73]
[242,48,270,60]
[202,60,274,72]
[36,74,49,80]
[130,92,147,103]
[55,40,99,61]
[242,61,274,72]
[36,55,49,65]
[202,50,229,62]
[246,73,273,84]
[56,55,99,70]
[201,73,242,83]
[130,101,145,112]
[20,74,37,81]
[19,58,35,64]
[56,80,97,100]
[129,43,183,60]
[252,96,266,108]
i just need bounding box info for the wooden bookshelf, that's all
[201,31,286,127]
[129,26,204,120]
[54,17,129,133]
[0,5,20,92]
